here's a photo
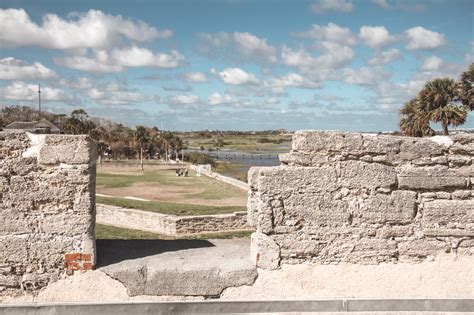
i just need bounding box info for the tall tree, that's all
[399,98,434,137]
[458,63,474,110]
[134,126,150,170]
[419,78,467,135]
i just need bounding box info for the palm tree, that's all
[134,126,150,170]
[458,63,474,110]
[399,98,434,137]
[419,78,468,135]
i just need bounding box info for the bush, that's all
[186,152,216,167]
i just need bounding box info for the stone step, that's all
[97,238,257,297]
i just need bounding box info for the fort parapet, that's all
[0,131,96,294]
[248,131,474,269]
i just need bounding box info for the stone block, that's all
[323,238,398,263]
[355,190,417,224]
[283,193,350,226]
[340,160,397,189]
[251,232,280,270]
[37,213,94,235]
[422,200,473,227]
[398,239,449,259]
[398,138,445,160]
[397,165,467,190]
[0,236,28,262]
[422,228,474,237]
[292,130,363,154]
[247,167,261,190]
[38,135,97,165]
[279,152,329,166]
[257,166,338,195]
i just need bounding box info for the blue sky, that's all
[1,0,472,131]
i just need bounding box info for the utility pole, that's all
[38,84,42,117]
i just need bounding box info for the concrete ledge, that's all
[1,299,473,314]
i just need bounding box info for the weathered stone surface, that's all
[38,135,97,165]
[355,191,417,224]
[249,131,473,268]
[279,152,329,166]
[292,130,363,153]
[251,232,280,270]
[422,200,473,227]
[398,239,449,260]
[321,238,398,264]
[397,165,467,190]
[398,138,445,160]
[102,239,257,296]
[257,166,338,195]
[340,160,396,190]
[282,193,350,226]
[0,131,96,296]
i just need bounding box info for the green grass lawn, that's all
[96,223,252,240]
[96,169,246,201]
[96,195,246,216]
[181,133,292,154]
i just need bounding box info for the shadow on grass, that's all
[96,239,215,267]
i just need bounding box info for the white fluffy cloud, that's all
[311,0,353,13]
[421,56,443,71]
[368,48,401,65]
[215,68,259,85]
[372,0,425,12]
[293,23,356,46]
[208,93,236,105]
[0,9,172,50]
[167,94,200,105]
[267,73,322,89]
[87,88,151,105]
[183,72,208,83]
[359,26,394,49]
[199,32,277,64]
[282,43,354,77]
[405,27,446,50]
[0,57,58,80]
[55,47,185,73]
[2,81,70,101]
[83,80,157,105]
[343,66,391,86]
[111,46,184,68]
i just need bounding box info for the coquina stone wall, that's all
[0,131,96,295]
[248,130,473,269]
[97,203,250,235]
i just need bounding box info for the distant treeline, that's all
[0,105,182,164]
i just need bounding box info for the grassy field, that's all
[180,133,292,153]
[97,167,246,202]
[97,195,245,216]
[96,223,252,240]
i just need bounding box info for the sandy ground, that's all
[2,253,472,304]
[222,254,474,300]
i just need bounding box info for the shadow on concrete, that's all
[96,239,215,267]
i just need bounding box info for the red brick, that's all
[66,261,80,270]
[81,254,92,261]
[82,262,93,270]
[65,253,81,261]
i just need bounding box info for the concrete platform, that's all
[97,238,257,297]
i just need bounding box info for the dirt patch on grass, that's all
[96,165,247,207]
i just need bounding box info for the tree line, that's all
[399,63,473,136]
[0,106,183,169]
